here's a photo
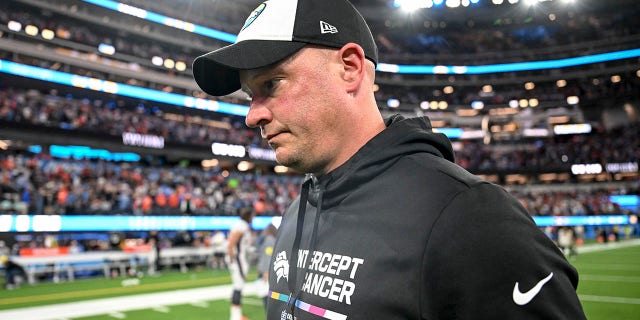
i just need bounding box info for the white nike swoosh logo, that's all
[513,272,554,305]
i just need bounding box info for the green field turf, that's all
[572,245,640,320]
[1,242,639,320]
[0,268,240,310]
[71,297,268,320]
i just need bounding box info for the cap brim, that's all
[193,40,307,96]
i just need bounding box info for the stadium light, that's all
[41,29,55,40]
[443,86,454,94]
[471,101,484,110]
[175,61,187,71]
[25,25,39,36]
[394,0,433,11]
[274,166,289,174]
[567,96,580,105]
[7,20,22,32]
[387,98,400,108]
[151,56,163,66]
[98,43,115,55]
[445,0,461,8]
[237,161,253,172]
[524,82,535,90]
[163,58,175,69]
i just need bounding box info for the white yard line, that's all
[0,282,260,320]
[579,274,640,283]
[579,295,640,305]
[576,238,640,253]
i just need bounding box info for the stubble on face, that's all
[242,47,344,175]
[274,49,345,175]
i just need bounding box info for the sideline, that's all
[0,274,231,306]
[579,294,640,305]
[576,238,640,254]
[0,282,260,320]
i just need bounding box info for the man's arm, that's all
[421,182,586,319]
[227,230,242,262]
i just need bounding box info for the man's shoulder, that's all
[401,152,484,188]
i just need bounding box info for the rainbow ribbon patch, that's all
[269,290,348,320]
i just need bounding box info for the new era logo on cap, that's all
[320,21,338,34]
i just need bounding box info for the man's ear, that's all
[338,43,366,93]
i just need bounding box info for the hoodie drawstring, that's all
[287,175,324,315]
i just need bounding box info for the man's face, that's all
[241,47,346,174]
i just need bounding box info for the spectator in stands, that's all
[192,0,587,319]
[68,240,84,254]
[226,207,256,320]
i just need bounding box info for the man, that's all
[145,230,161,274]
[192,0,587,319]
[227,207,256,320]
[257,223,278,309]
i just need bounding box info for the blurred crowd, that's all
[0,151,637,218]
[511,189,630,216]
[0,152,303,217]
[455,125,640,172]
[0,87,264,147]
[1,87,638,173]
[374,68,640,109]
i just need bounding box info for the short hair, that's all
[239,207,255,223]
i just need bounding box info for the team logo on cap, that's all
[242,2,267,31]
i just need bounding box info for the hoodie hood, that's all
[311,114,454,208]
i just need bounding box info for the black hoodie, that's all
[267,115,586,320]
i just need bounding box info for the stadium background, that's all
[0,0,639,319]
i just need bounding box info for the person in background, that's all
[256,223,278,309]
[226,207,256,320]
[192,0,586,319]
[145,230,161,274]
[557,226,577,259]
[68,240,84,254]
[210,230,228,270]
[3,257,26,290]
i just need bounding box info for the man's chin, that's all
[275,152,304,172]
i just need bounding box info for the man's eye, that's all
[263,79,279,95]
